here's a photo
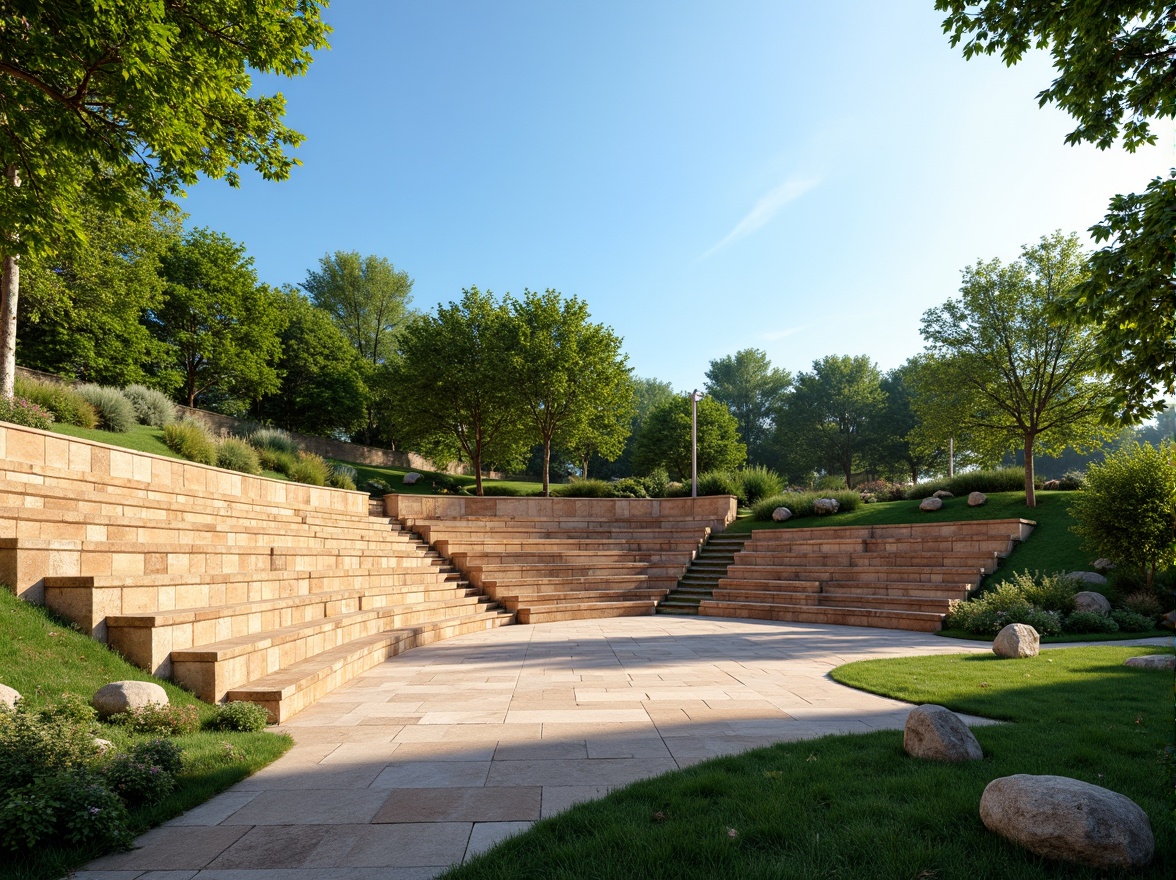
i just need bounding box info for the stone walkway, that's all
[77,618,1167,880]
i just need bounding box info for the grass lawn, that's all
[339,458,544,496]
[728,491,1084,585]
[49,422,184,460]
[444,644,1174,880]
[0,588,292,880]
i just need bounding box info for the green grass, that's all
[0,588,292,880]
[339,459,545,497]
[50,422,184,460]
[444,645,1174,880]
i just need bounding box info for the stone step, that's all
[698,599,943,632]
[516,600,657,625]
[722,563,986,584]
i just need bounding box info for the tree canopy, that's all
[704,348,791,465]
[633,395,746,481]
[918,232,1116,506]
[935,0,1176,423]
[0,0,329,397]
[508,289,632,495]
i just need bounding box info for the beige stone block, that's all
[44,436,70,470]
[108,450,134,480]
[5,427,45,466]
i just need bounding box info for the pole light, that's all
[691,389,704,498]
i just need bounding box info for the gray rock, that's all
[1042,479,1061,490]
[919,496,943,512]
[993,623,1039,658]
[1067,571,1108,586]
[813,498,839,515]
[771,507,792,522]
[1124,655,1175,670]
[967,491,987,507]
[92,737,114,755]
[401,472,422,486]
[904,704,982,762]
[92,680,168,718]
[1074,590,1112,615]
[980,774,1154,869]
[932,489,954,499]
[1091,558,1115,572]
[0,683,20,710]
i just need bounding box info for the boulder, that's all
[771,507,792,522]
[1067,571,1108,586]
[1124,655,1175,671]
[1091,558,1115,572]
[1074,591,1112,615]
[1043,479,1061,490]
[980,774,1154,869]
[967,491,987,507]
[903,704,983,762]
[0,683,20,710]
[401,472,422,486]
[92,681,168,719]
[932,489,954,499]
[92,737,114,755]
[813,498,839,515]
[919,497,942,512]
[993,623,1039,658]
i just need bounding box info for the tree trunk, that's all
[472,441,484,496]
[581,452,589,480]
[542,441,551,497]
[0,165,19,400]
[1023,434,1037,508]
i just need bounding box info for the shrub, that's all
[13,377,97,428]
[109,703,200,737]
[0,395,54,430]
[1063,610,1120,634]
[207,701,269,732]
[287,452,330,486]
[249,426,301,456]
[1110,609,1155,633]
[127,738,184,775]
[642,467,670,499]
[609,477,649,498]
[328,463,358,490]
[163,418,217,465]
[751,490,861,521]
[75,384,136,433]
[258,447,297,475]
[735,466,784,506]
[1069,440,1176,589]
[480,483,531,496]
[553,479,617,498]
[0,703,102,790]
[1006,570,1079,615]
[1,769,132,852]
[1056,470,1085,491]
[1118,590,1164,618]
[906,467,1029,499]
[121,384,176,427]
[943,578,1067,636]
[695,470,739,498]
[35,693,98,729]
[103,751,176,807]
[216,437,262,475]
[856,479,907,503]
[362,478,393,496]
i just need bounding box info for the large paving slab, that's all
[78,617,1169,880]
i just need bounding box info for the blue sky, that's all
[179,1,1172,392]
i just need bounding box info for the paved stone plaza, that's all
[77,617,1166,880]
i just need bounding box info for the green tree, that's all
[590,377,676,479]
[1069,441,1176,589]
[935,1,1176,422]
[632,395,746,481]
[773,354,887,488]
[0,0,329,398]
[389,288,530,495]
[148,229,285,408]
[877,358,946,484]
[17,191,180,386]
[508,289,633,495]
[918,233,1116,507]
[704,348,791,465]
[254,289,367,438]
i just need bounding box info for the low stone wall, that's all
[0,422,368,516]
[385,494,739,534]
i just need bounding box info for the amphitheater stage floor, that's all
[78,617,1168,880]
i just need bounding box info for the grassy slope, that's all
[50,422,183,459]
[444,645,1174,880]
[0,589,292,880]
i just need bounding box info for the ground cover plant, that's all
[13,376,98,428]
[0,588,291,880]
[443,645,1173,880]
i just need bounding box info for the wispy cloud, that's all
[759,326,807,342]
[703,177,821,258]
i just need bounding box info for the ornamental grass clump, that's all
[751,490,860,521]
[216,437,262,475]
[735,465,784,505]
[75,384,137,433]
[553,478,617,498]
[328,462,358,490]
[163,418,217,465]
[13,376,97,428]
[287,452,330,486]
[248,426,301,457]
[905,467,1028,499]
[122,384,177,427]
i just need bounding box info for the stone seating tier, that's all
[700,519,1034,632]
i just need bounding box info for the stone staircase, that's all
[657,532,750,615]
[697,519,1034,632]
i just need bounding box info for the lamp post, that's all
[691,389,704,498]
